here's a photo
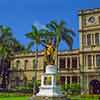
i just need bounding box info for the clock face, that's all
[88,16,96,23]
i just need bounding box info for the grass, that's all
[68,95,99,100]
[0,93,99,100]
[0,96,99,100]
[0,96,30,100]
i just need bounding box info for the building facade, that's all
[10,8,100,94]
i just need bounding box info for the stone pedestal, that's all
[30,65,69,100]
[37,65,63,96]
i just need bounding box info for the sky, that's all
[0,0,100,51]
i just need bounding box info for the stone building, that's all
[10,8,100,94]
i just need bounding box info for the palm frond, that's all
[46,20,57,32]
[25,32,35,40]
[32,25,38,35]
[62,33,73,50]
[27,41,34,50]
[63,27,76,36]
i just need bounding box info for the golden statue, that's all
[43,41,55,65]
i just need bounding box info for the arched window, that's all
[16,60,20,70]
[24,60,28,71]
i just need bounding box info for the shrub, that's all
[61,83,81,95]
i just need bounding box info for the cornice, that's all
[79,28,100,32]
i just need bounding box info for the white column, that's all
[85,55,87,71]
[41,75,44,86]
[92,34,94,45]
[77,56,79,69]
[51,75,54,86]
[91,34,92,46]
[66,57,67,69]
[92,55,94,69]
[94,55,96,69]
[65,76,67,84]
[52,75,56,86]
[86,34,87,46]
[70,76,72,86]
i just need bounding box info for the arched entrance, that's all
[89,79,100,94]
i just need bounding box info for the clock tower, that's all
[79,9,100,50]
[79,8,100,94]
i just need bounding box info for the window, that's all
[60,76,65,85]
[82,35,86,46]
[59,58,66,68]
[72,57,77,69]
[67,57,70,69]
[88,55,92,68]
[67,76,70,84]
[87,34,91,46]
[24,60,28,70]
[16,60,20,70]
[96,55,100,67]
[72,76,77,83]
[95,33,99,45]
[15,76,20,86]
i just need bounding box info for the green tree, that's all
[46,20,75,66]
[25,25,43,94]
[0,25,25,89]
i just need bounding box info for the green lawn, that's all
[69,95,99,100]
[0,96,30,100]
[0,95,99,100]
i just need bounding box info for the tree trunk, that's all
[55,33,59,70]
[34,44,38,95]
[55,48,58,66]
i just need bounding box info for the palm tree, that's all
[0,25,14,89]
[25,25,43,94]
[0,25,25,89]
[46,20,75,66]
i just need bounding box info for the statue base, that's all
[36,86,63,96]
[30,65,69,100]
[36,65,63,96]
[29,96,70,100]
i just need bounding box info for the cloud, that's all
[33,21,45,29]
